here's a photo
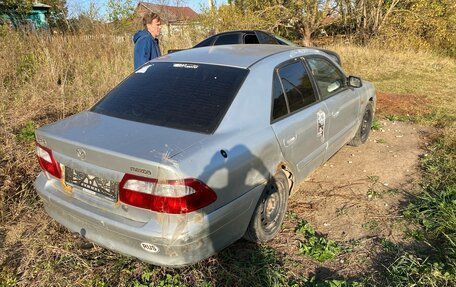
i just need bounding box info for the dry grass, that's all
[328,44,456,122]
[1,28,455,286]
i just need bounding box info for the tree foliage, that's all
[382,0,456,56]
[41,0,68,30]
[223,0,454,56]
[107,0,134,22]
[0,0,32,14]
[226,0,338,46]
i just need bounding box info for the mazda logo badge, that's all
[76,148,86,160]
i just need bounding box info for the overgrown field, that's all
[0,30,455,286]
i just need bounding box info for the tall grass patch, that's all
[384,126,456,286]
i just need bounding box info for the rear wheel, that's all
[349,102,373,147]
[244,171,289,242]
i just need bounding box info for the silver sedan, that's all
[34,45,376,267]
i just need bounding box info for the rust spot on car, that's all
[275,161,288,173]
[60,168,73,193]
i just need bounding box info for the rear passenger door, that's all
[270,58,329,183]
[306,56,360,160]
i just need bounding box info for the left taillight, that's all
[36,142,62,179]
[119,174,217,214]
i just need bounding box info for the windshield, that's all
[91,62,249,134]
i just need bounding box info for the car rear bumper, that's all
[35,173,263,267]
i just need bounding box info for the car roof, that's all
[207,30,265,35]
[155,44,317,69]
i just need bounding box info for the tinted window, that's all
[194,36,216,47]
[307,57,346,99]
[91,63,249,134]
[256,31,279,44]
[244,34,259,44]
[272,72,288,120]
[278,61,316,112]
[214,34,240,45]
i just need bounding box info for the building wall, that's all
[134,5,194,36]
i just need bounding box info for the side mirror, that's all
[167,49,184,54]
[348,76,362,88]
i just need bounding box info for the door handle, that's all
[332,110,340,118]
[284,136,296,146]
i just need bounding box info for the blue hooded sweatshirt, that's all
[133,29,161,69]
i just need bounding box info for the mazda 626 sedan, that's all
[35,45,376,267]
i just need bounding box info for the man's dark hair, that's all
[143,12,160,27]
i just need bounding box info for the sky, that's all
[66,0,226,18]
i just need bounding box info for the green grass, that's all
[134,273,186,287]
[385,114,400,122]
[371,118,381,130]
[295,220,341,262]
[0,271,17,287]
[16,120,35,142]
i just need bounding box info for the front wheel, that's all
[244,171,289,242]
[349,102,374,147]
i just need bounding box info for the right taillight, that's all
[36,142,62,179]
[119,174,217,214]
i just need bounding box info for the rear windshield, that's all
[91,62,249,134]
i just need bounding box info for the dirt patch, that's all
[268,119,431,280]
[376,92,429,116]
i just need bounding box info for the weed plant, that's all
[295,220,340,262]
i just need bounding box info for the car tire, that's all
[244,171,289,243]
[349,102,374,147]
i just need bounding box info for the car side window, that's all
[244,33,260,44]
[213,34,240,45]
[272,72,288,120]
[306,57,346,99]
[256,31,279,44]
[278,61,317,113]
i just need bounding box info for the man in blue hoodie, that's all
[133,12,161,69]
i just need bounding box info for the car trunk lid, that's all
[35,111,208,221]
[36,111,206,168]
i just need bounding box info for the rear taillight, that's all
[36,142,62,179]
[119,174,217,214]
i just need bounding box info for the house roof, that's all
[137,2,198,22]
[32,3,51,9]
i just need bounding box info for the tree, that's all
[382,0,456,56]
[289,0,337,46]
[106,0,134,22]
[70,1,103,32]
[230,0,337,46]
[0,0,32,14]
[41,0,69,30]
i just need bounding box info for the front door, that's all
[306,56,360,159]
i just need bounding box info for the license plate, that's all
[65,167,119,201]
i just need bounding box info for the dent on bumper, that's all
[34,173,263,267]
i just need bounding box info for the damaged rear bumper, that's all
[35,173,263,267]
